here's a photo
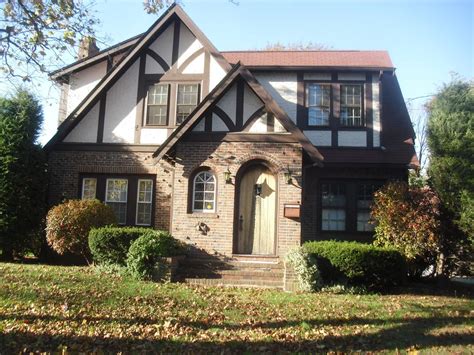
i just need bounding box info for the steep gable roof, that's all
[44,3,231,151]
[152,63,324,164]
[222,50,394,70]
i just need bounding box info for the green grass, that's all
[0,263,473,353]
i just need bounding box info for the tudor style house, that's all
[45,4,417,285]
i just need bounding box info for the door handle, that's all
[239,215,243,231]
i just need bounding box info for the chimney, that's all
[77,37,99,60]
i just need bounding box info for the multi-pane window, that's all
[105,179,128,224]
[357,184,380,232]
[321,183,346,231]
[340,84,364,127]
[136,179,153,226]
[307,84,330,126]
[192,171,216,212]
[176,84,199,125]
[147,84,169,125]
[81,178,96,200]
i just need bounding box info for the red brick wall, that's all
[47,150,173,231]
[171,141,303,258]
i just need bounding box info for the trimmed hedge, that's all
[89,227,156,265]
[302,241,406,289]
[126,231,182,280]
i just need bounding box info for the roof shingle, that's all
[221,50,393,69]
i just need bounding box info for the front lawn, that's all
[0,263,472,353]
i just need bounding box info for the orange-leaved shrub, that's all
[46,199,116,262]
[371,181,442,277]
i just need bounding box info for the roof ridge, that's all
[220,50,389,53]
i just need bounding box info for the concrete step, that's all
[178,268,283,280]
[183,277,284,289]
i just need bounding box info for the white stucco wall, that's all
[192,118,205,131]
[178,23,203,70]
[63,102,100,143]
[140,128,168,144]
[67,61,107,115]
[243,84,264,124]
[181,52,205,74]
[337,72,366,81]
[254,72,297,123]
[212,113,229,132]
[103,60,140,143]
[145,54,165,74]
[216,84,237,124]
[248,113,268,133]
[338,131,367,147]
[304,130,332,146]
[303,73,331,81]
[209,55,227,91]
[372,73,381,147]
[148,21,174,68]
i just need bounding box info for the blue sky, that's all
[18,0,474,144]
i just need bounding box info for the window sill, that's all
[187,212,220,219]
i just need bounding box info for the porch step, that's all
[183,277,284,289]
[177,257,284,289]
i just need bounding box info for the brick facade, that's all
[171,141,303,258]
[47,141,304,258]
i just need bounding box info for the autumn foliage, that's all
[371,182,442,275]
[46,199,116,262]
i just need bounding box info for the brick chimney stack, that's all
[77,37,99,60]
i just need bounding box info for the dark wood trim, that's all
[177,47,205,73]
[267,113,275,133]
[235,79,244,129]
[184,132,298,143]
[97,97,107,143]
[147,73,203,82]
[54,143,158,152]
[134,54,147,143]
[204,113,212,132]
[244,66,394,72]
[146,49,170,72]
[242,106,266,132]
[172,19,180,65]
[212,105,235,131]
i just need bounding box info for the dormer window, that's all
[176,83,199,125]
[340,84,364,127]
[146,84,169,126]
[307,84,330,126]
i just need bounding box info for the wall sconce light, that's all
[284,166,293,184]
[224,167,232,184]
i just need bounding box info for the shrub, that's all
[45,199,116,262]
[126,230,182,281]
[371,181,442,276]
[303,241,406,290]
[89,226,151,265]
[285,247,322,292]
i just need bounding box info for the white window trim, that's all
[105,178,128,225]
[192,171,216,213]
[136,179,153,226]
[81,178,97,200]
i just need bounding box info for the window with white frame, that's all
[105,179,128,224]
[192,171,216,212]
[340,84,364,127]
[321,183,346,231]
[357,184,380,232]
[307,84,330,126]
[176,84,199,125]
[136,179,153,226]
[146,84,169,126]
[81,178,97,200]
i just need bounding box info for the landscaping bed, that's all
[0,263,472,353]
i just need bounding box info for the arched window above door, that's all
[192,170,216,213]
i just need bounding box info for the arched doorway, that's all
[235,162,277,255]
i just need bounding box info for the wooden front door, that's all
[236,165,276,255]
